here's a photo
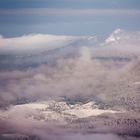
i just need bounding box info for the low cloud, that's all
[0,30,140,105]
[0,34,79,54]
[0,45,139,106]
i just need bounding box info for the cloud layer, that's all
[0,29,140,104]
[0,29,140,139]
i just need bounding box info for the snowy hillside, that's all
[0,100,120,122]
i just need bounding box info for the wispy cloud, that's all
[0,8,140,16]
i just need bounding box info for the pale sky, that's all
[0,0,140,37]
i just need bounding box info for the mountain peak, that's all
[105,29,125,44]
[105,29,140,45]
[113,29,124,34]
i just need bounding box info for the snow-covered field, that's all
[0,101,121,121]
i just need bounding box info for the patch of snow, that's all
[105,35,116,44]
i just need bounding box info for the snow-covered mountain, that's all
[105,29,140,45]
[1,29,140,71]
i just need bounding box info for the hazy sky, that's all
[0,0,140,37]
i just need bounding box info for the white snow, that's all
[0,101,122,122]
